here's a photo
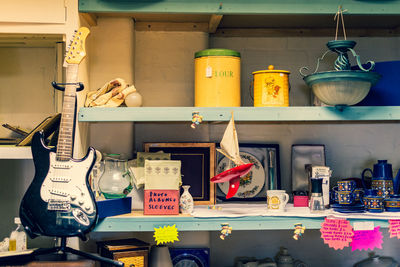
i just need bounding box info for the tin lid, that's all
[252,65,290,74]
[195,48,240,58]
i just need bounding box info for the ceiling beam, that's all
[136,22,208,32]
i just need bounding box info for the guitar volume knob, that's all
[70,195,77,201]
[78,200,84,205]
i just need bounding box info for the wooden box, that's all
[97,238,150,267]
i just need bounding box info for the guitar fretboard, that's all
[56,64,78,161]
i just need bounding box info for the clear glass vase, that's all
[98,156,131,199]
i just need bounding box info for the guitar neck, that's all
[56,64,78,161]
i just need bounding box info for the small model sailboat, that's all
[211,113,254,199]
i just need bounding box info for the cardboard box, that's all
[309,166,331,207]
[97,197,132,219]
[144,190,179,215]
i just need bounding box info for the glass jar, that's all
[98,156,131,199]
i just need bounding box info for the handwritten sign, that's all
[144,190,179,215]
[389,220,400,239]
[351,226,383,251]
[153,224,180,245]
[320,218,354,250]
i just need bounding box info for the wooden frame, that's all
[144,142,216,205]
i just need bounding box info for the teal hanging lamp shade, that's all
[300,7,381,107]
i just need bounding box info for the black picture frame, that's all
[144,142,216,205]
[215,143,281,202]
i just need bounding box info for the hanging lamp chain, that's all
[334,6,348,40]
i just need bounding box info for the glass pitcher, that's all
[98,156,132,199]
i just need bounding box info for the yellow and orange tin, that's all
[252,65,290,107]
[194,49,241,107]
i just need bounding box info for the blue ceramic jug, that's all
[362,160,395,198]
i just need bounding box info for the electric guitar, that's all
[19,27,98,240]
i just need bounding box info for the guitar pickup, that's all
[51,163,72,169]
[47,200,71,211]
[49,189,69,197]
[50,177,71,183]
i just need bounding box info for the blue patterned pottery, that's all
[362,160,395,198]
[384,194,400,212]
[363,195,385,213]
[337,190,355,205]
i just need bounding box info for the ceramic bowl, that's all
[303,70,381,106]
[384,194,400,212]
[363,195,385,213]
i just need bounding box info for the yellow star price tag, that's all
[153,224,179,245]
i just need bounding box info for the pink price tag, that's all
[389,220,400,239]
[351,226,383,251]
[320,218,354,250]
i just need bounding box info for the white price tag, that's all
[206,66,212,78]
[353,221,374,231]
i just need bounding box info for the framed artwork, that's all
[144,142,216,205]
[215,143,280,202]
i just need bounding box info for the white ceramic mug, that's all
[267,190,289,212]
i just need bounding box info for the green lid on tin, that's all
[195,48,240,58]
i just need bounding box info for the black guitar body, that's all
[19,131,98,240]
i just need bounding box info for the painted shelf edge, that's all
[78,106,400,122]
[0,146,32,159]
[93,213,390,232]
[79,0,400,15]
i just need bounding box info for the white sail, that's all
[216,114,244,165]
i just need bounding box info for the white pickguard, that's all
[40,149,95,215]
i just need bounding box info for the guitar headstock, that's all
[65,27,90,65]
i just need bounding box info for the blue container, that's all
[355,61,400,106]
[97,197,132,219]
[385,194,400,212]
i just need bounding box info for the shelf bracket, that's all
[209,14,223,33]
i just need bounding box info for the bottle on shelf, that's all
[9,217,27,251]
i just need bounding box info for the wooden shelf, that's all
[93,210,390,232]
[79,0,400,16]
[79,106,400,122]
[0,146,32,159]
[79,0,400,33]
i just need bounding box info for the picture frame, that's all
[215,143,280,202]
[144,142,216,205]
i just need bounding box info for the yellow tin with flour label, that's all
[252,65,290,107]
[195,49,241,107]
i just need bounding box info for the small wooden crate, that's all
[97,238,150,267]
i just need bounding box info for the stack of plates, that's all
[331,203,365,213]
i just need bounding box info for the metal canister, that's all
[194,48,241,107]
[252,65,290,107]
